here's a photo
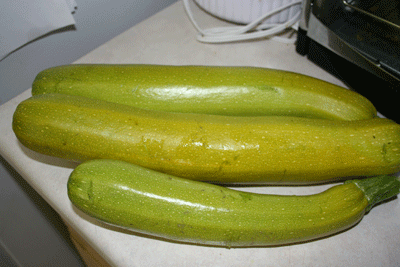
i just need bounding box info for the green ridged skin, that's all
[12,94,400,184]
[32,64,377,120]
[67,159,400,247]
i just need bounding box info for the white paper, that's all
[65,0,78,13]
[0,0,77,60]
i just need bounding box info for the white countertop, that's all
[1,2,399,266]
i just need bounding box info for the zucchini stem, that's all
[347,175,400,212]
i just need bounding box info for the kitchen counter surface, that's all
[1,2,399,266]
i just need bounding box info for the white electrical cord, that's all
[183,0,303,44]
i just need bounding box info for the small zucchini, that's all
[32,64,377,120]
[67,159,400,247]
[12,94,400,184]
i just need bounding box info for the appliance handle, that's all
[342,0,400,30]
[307,13,400,84]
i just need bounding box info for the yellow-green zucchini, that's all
[32,64,377,120]
[67,159,400,247]
[12,94,400,184]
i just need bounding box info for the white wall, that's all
[0,0,177,265]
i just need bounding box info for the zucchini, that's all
[32,64,377,120]
[12,94,400,184]
[67,159,400,247]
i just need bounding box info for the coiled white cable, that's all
[183,0,303,44]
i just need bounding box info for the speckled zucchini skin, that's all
[32,64,377,120]
[67,159,371,247]
[12,94,400,184]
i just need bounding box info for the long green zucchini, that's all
[12,94,400,184]
[31,64,377,120]
[67,159,400,247]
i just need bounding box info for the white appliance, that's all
[184,0,303,43]
[194,0,301,25]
